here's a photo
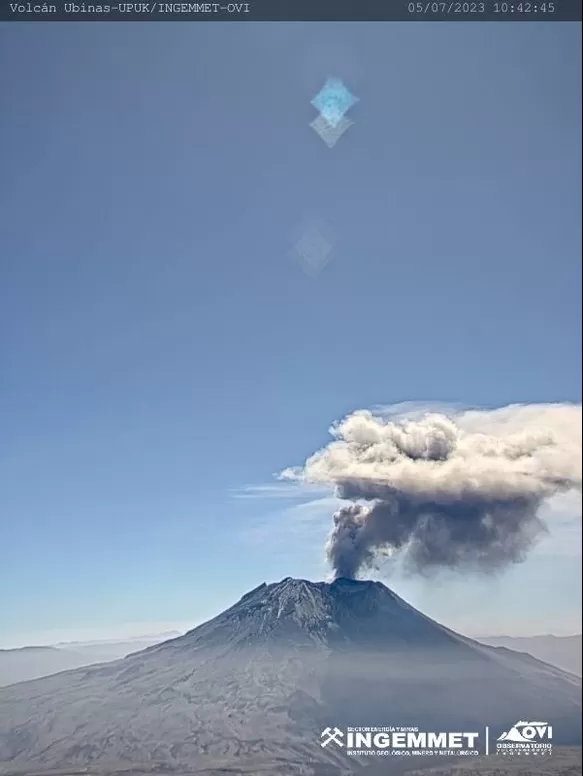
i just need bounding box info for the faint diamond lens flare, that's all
[310,115,354,149]
[289,220,335,278]
[310,78,358,147]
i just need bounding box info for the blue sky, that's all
[0,22,581,646]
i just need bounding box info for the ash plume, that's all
[281,403,582,578]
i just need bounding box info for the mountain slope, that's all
[0,578,580,776]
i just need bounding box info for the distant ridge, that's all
[478,634,582,676]
[0,633,181,688]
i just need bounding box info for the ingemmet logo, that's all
[319,726,481,758]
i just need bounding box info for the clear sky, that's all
[0,22,581,647]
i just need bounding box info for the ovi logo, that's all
[497,721,553,756]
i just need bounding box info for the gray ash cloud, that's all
[282,404,582,578]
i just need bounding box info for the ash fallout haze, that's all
[0,16,581,776]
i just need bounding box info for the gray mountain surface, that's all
[404,747,582,775]
[0,578,580,776]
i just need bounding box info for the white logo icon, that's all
[320,727,344,747]
[498,721,553,743]
[496,721,553,756]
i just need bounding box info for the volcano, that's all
[0,578,580,775]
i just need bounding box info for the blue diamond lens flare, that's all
[310,77,358,147]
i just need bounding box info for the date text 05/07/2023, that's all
[407,1,556,14]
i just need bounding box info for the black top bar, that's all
[1,0,581,21]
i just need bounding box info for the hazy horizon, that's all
[2,578,581,649]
